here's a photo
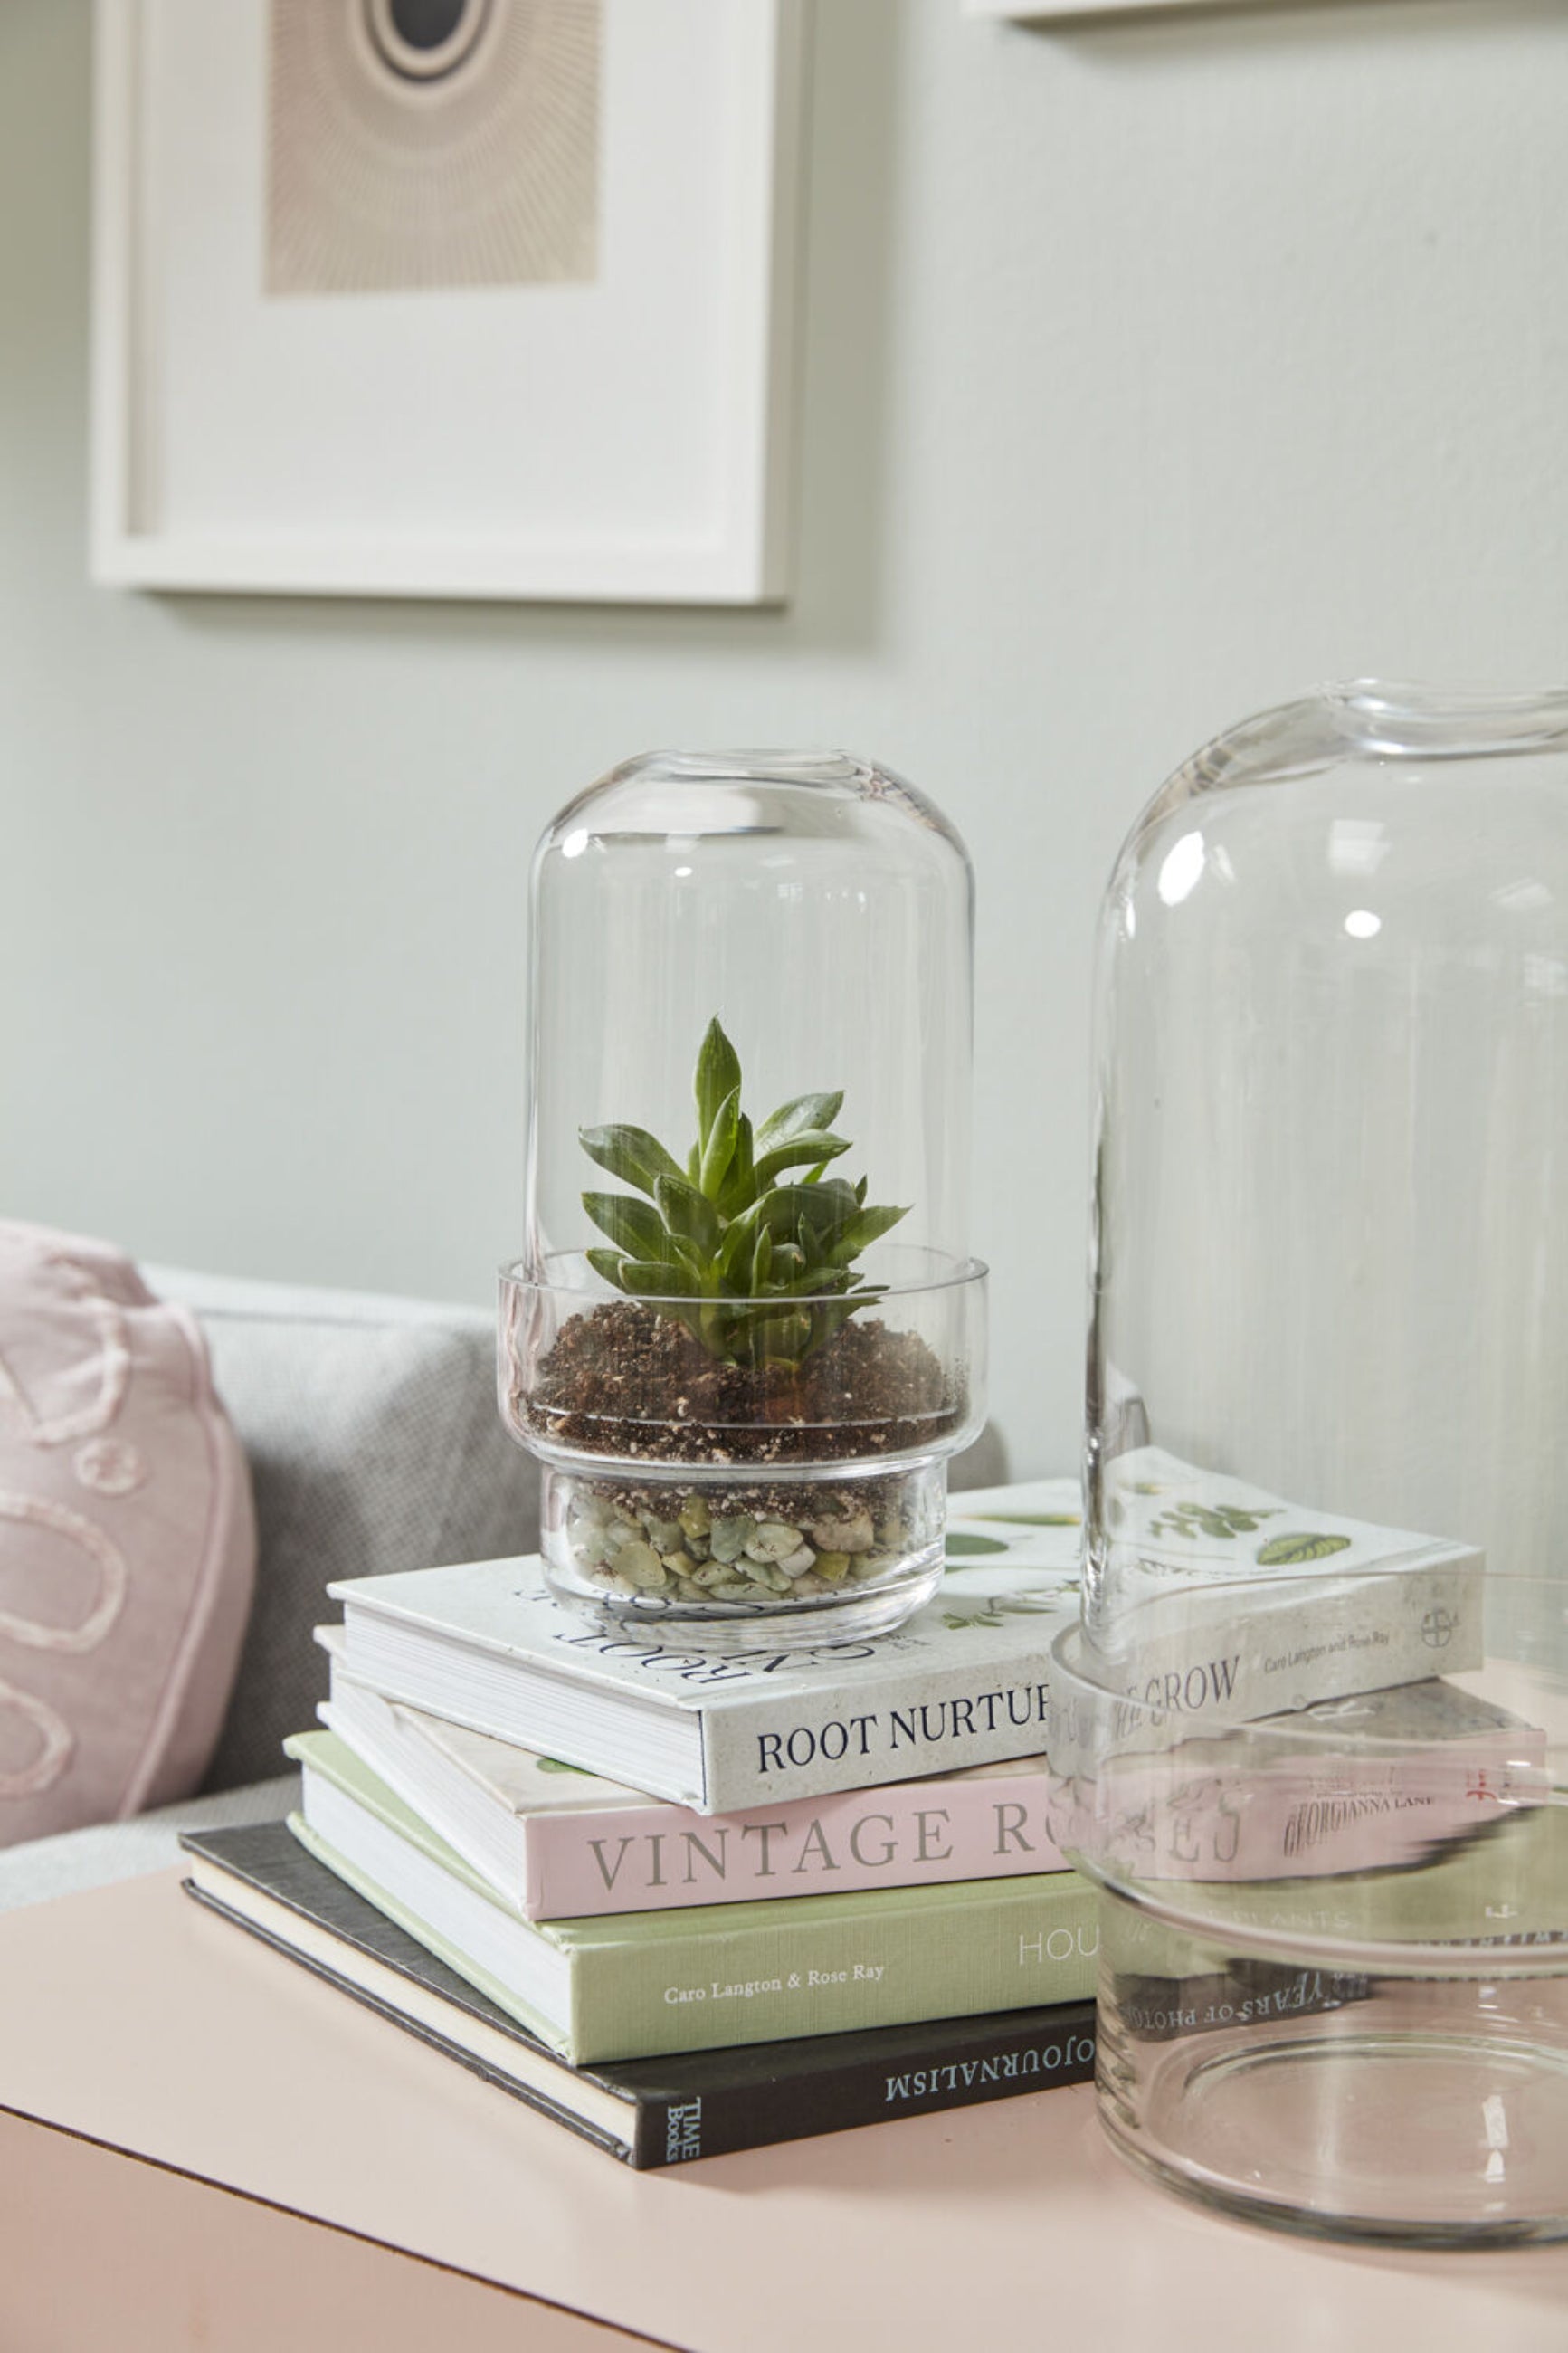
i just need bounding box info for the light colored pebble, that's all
[814,1552,851,1585]
[745,1520,803,1562]
[644,1516,685,1552]
[809,1510,875,1553]
[777,1545,816,1578]
[616,1540,668,1590]
[709,1514,755,1563]
[679,1495,711,1538]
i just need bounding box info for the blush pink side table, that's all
[1,1871,1564,2353]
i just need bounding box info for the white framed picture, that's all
[90,0,806,604]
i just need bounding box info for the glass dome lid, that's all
[1088,675,1568,1640]
[502,747,986,1650]
[524,748,974,1285]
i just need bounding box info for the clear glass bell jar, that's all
[1060,681,1568,2244]
[499,750,987,1650]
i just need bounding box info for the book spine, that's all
[1084,1558,1484,1736]
[527,1774,1067,1919]
[569,1873,1100,2065]
[629,2004,1098,2167]
[698,1652,1056,1815]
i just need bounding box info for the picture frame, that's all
[90,0,807,605]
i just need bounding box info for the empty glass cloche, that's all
[1062,681,1568,2243]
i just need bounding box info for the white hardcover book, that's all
[327,1481,1083,1815]
[1083,1447,1485,1730]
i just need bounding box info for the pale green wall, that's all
[4,0,1568,1473]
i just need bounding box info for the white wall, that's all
[3,0,1567,1476]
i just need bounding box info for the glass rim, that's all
[1065,1855,1568,1980]
[1050,1577,1568,1763]
[1184,675,1568,793]
[1325,676,1568,757]
[498,1252,990,1312]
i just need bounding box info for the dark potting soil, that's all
[518,1300,964,1467]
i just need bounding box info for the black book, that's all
[180,1822,1096,2170]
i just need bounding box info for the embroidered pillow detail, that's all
[0,1224,257,1844]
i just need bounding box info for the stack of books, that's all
[181,1456,1515,2166]
[183,1478,1106,2168]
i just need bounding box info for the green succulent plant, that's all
[579,1018,908,1367]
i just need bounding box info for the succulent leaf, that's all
[717,1198,765,1281]
[654,1173,722,1258]
[583,1191,667,1262]
[698,1084,740,1201]
[665,1234,710,1282]
[825,1202,909,1265]
[695,1018,743,1148]
[717,1113,755,1218]
[752,1131,851,1190]
[755,1091,844,1151]
[618,1259,703,1300]
[579,1123,685,1198]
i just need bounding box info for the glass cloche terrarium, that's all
[500,750,987,1651]
[1055,682,1568,2243]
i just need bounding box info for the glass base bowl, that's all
[538,1459,946,1652]
[500,1255,986,1649]
[1095,1897,1568,2247]
[1050,1575,1568,2246]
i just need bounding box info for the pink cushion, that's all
[0,1223,257,1844]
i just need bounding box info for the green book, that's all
[283,1730,1099,2066]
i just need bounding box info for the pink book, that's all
[318,1630,1066,1919]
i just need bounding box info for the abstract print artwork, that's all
[265,0,603,296]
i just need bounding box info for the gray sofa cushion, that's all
[145,1269,542,1796]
